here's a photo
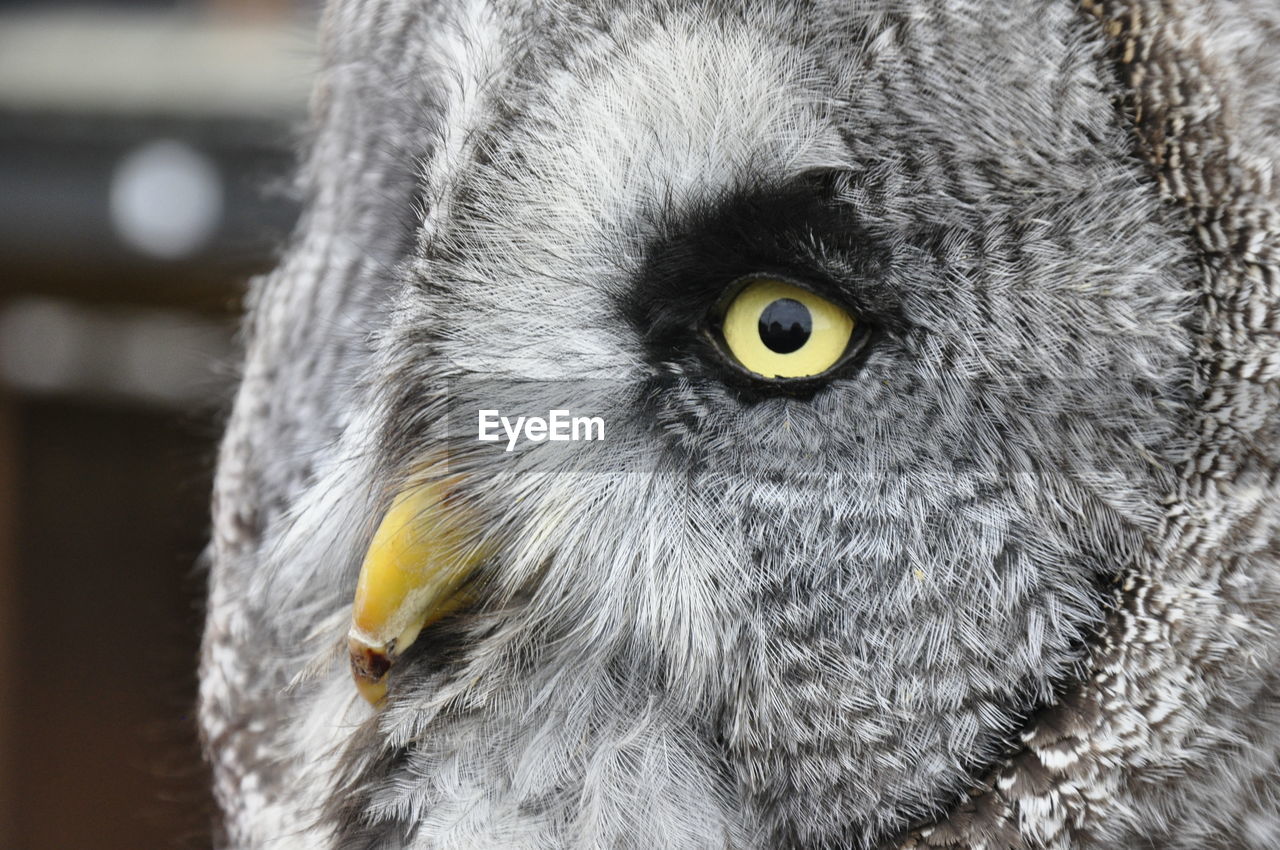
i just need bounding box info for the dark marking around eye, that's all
[758,298,811,353]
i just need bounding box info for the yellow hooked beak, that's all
[347,475,490,705]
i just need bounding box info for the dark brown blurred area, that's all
[0,1,313,846]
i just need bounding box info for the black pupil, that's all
[758,298,812,354]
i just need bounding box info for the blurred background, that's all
[0,0,317,846]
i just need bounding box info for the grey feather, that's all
[199,1,1280,848]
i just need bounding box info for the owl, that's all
[199,0,1280,848]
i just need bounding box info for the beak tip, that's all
[348,634,393,705]
[354,674,388,706]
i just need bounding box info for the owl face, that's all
[334,7,1199,845]
[217,2,1205,848]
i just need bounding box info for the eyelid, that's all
[709,272,854,322]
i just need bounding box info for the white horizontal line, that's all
[0,11,316,119]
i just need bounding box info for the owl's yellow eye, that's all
[719,278,857,379]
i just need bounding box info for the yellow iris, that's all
[720,278,856,379]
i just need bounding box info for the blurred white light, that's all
[0,297,234,410]
[109,139,224,260]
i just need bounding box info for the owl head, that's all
[200,1,1280,848]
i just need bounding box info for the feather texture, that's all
[200,1,1280,848]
